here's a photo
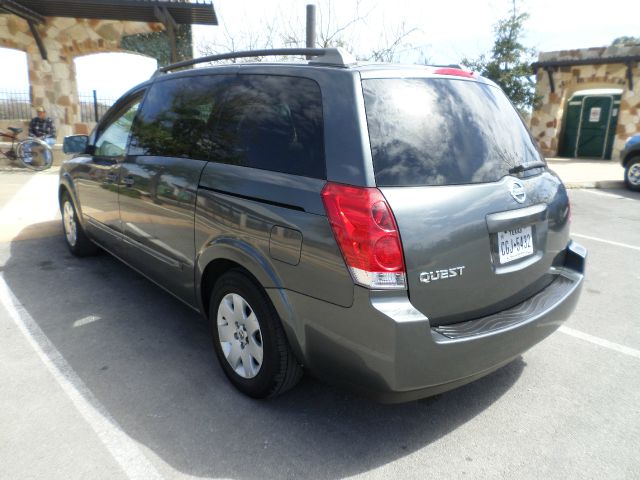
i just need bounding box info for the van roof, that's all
[151,48,483,83]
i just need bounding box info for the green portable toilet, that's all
[559,89,622,159]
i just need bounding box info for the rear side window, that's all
[130,75,232,160]
[362,78,544,186]
[215,75,325,179]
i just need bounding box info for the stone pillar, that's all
[26,42,80,138]
[530,70,565,157]
[615,88,640,155]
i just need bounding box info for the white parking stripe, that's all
[0,276,164,480]
[559,326,640,360]
[577,189,628,199]
[572,233,640,251]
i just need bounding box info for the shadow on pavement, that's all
[3,227,525,479]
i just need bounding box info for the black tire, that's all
[60,191,99,256]
[624,157,640,192]
[209,270,302,398]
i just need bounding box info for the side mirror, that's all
[63,135,89,154]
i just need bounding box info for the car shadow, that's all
[3,228,525,479]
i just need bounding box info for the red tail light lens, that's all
[321,182,406,289]
[434,67,475,78]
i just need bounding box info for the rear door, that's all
[362,76,571,326]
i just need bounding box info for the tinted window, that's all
[362,78,544,186]
[215,75,325,179]
[130,75,232,160]
[95,97,141,157]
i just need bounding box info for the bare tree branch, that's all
[197,0,420,65]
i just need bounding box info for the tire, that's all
[17,138,53,171]
[60,191,99,256]
[209,270,302,398]
[624,157,640,192]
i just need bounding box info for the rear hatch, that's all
[361,74,571,326]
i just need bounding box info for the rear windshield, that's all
[362,78,544,187]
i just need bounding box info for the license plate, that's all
[498,226,534,264]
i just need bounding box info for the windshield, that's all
[362,78,544,187]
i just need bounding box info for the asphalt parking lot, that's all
[1,171,639,479]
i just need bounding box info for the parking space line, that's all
[572,233,640,251]
[559,326,640,360]
[577,189,628,200]
[0,276,164,480]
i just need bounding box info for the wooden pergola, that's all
[0,0,218,62]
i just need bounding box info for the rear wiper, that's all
[508,162,546,174]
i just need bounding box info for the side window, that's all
[129,75,232,160]
[215,75,325,179]
[94,95,142,157]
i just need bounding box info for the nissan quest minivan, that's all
[60,48,586,402]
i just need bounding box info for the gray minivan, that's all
[60,48,586,402]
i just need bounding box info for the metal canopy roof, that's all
[0,0,218,25]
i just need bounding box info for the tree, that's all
[462,1,537,112]
[198,1,419,64]
[611,36,640,46]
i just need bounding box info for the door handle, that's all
[123,176,135,187]
[105,173,117,183]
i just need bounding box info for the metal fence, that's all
[79,90,118,123]
[0,89,117,123]
[0,90,31,120]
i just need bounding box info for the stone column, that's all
[615,88,640,155]
[26,42,80,138]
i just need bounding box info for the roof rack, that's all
[152,48,357,77]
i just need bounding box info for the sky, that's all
[0,0,637,98]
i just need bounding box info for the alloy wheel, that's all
[63,201,77,247]
[217,293,263,378]
[628,163,640,186]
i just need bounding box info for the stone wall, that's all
[530,45,640,159]
[0,15,163,138]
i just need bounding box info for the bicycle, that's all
[1,126,53,171]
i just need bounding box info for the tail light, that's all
[321,182,406,289]
[433,67,475,78]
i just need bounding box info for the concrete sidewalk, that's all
[546,157,625,189]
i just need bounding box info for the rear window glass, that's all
[362,78,544,186]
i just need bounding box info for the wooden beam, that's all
[154,5,178,63]
[0,0,45,24]
[28,20,48,60]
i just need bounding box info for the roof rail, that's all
[152,47,357,77]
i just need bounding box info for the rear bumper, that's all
[269,241,586,403]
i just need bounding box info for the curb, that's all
[563,180,625,189]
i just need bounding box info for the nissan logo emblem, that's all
[510,181,526,203]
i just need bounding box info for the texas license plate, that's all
[498,226,534,264]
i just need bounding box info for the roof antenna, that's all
[305,4,317,59]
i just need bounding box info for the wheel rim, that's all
[18,138,52,170]
[63,201,77,247]
[628,163,640,186]
[217,293,263,379]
